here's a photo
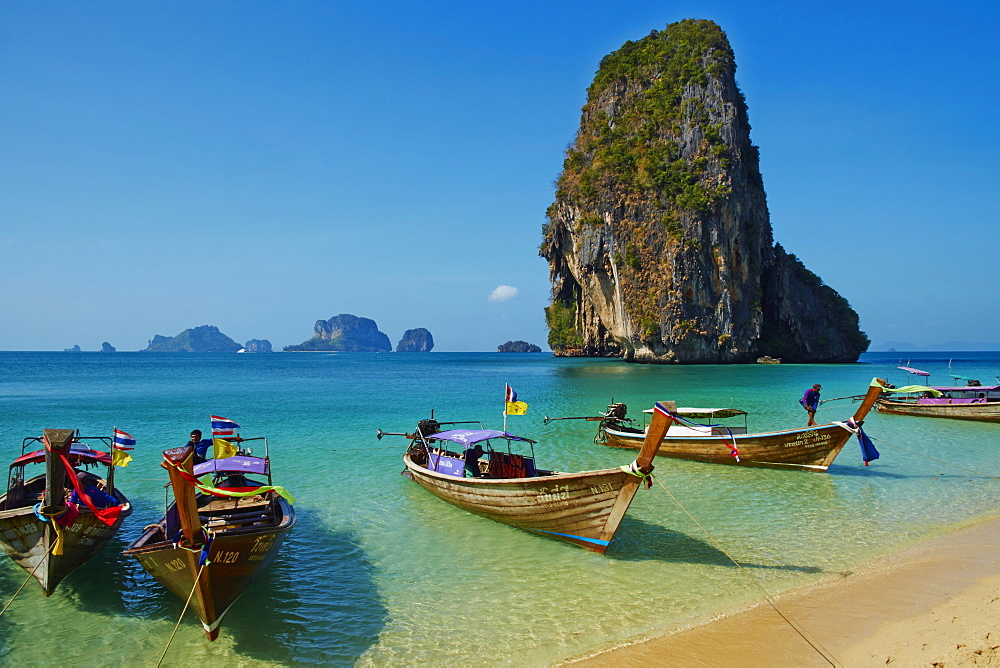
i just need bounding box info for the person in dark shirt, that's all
[801,384,822,426]
[187,429,213,464]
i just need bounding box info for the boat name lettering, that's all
[250,535,275,554]
[783,432,832,448]
[537,485,571,502]
[589,483,615,495]
[215,551,240,564]
[164,558,186,573]
[2,523,39,540]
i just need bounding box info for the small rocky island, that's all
[397,328,434,352]
[242,339,272,353]
[498,341,542,353]
[101,342,116,353]
[540,19,869,363]
[285,314,392,352]
[63,345,82,352]
[143,325,242,352]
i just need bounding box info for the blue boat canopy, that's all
[428,429,532,445]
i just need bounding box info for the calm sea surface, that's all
[0,351,998,665]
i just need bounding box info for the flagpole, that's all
[503,384,508,433]
[108,425,117,491]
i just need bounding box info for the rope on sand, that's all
[0,540,58,617]
[157,561,207,667]
[870,437,999,479]
[653,475,841,667]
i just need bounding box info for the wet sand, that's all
[565,515,1000,667]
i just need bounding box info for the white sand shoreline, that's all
[562,514,1000,666]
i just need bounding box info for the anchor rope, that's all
[869,437,999,479]
[0,539,59,617]
[652,475,840,667]
[157,560,208,667]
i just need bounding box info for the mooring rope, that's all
[652,475,841,667]
[0,539,59,617]
[157,560,208,667]
[870,437,999,479]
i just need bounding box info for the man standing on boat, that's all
[801,384,821,426]
[187,429,213,464]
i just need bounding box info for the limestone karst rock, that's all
[142,325,242,352]
[396,328,434,352]
[540,19,868,363]
[285,314,392,352]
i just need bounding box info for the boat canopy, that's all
[194,455,269,477]
[898,366,930,376]
[11,444,112,468]
[641,407,747,419]
[427,429,533,445]
[931,385,1000,392]
[949,375,980,382]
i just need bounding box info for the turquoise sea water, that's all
[0,351,998,665]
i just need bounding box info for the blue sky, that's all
[1,1,997,352]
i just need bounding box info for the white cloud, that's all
[488,285,520,302]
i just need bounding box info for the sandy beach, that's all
[565,514,1000,667]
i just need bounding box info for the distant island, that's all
[64,345,82,353]
[101,342,116,353]
[498,341,542,353]
[285,314,392,352]
[143,325,242,352]
[873,341,1000,352]
[397,328,434,352]
[242,339,272,353]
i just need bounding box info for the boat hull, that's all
[0,494,131,595]
[875,398,1000,423]
[403,454,643,552]
[124,496,294,639]
[602,423,855,471]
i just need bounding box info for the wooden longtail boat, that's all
[376,405,670,553]
[586,382,885,472]
[0,429,131,595]
[123,438,294,640]
[874,371,1000,423]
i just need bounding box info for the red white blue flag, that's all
[505,384,517,403]
[113,428,136,450]
[653,402,671,418]
[211,415,241,438]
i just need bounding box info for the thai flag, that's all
[505,384,517,403]
[113,429,136,450]
[211,415,241,438]
[653,402,671,418]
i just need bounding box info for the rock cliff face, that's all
[540,19,868,363]
[285,314,392,352]
[143,325,242,352]
[396,328,434,352]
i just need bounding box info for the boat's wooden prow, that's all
[853,379,887,423]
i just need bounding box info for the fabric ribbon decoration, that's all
[667,411,740,462]
[163,456,296,504]
[619,461,654,489]
[58,453,122,526]
[852,420,880,466]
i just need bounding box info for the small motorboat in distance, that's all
[546,380,885,472]
[124,433,295,640]
[0,428,131,595]
[376,403,671,553]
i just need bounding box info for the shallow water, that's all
[0,351,997,665]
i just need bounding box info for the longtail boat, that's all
[556,381,885,472]
[874,368,1000,423]
[123,435,294,640]
[0,428,131,595]
[376,404,670,553]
